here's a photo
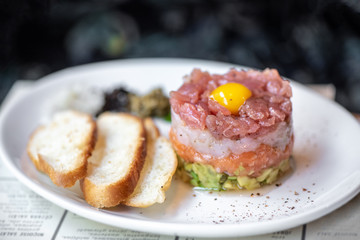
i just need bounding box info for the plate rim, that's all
[0,58,359,238]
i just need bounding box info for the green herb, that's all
[164,112,171,122]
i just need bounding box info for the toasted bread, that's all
[27,110,96,188]
[124,118,177,207]
[81,112,146,208]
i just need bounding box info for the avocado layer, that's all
[177,157,291,191]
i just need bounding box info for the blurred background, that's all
[1,0,360,112]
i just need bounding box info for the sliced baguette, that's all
[27,110,96,188]
[81,112,146,208]
[124,118,177,207]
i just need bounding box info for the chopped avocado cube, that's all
[279,158,290,172]
[190,177,200,187]
[184,163,193,172]
[189,171,201,186]
[190,163,223,190]
[223,179,238,190]
[247,179,261,190]
[237,176,260,190]
[237,176,250,186]
[266,169,279,184]
[256,168,273,182]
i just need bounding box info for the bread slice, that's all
[27,110,96,188]
[124,118,177,207]
[81,112,146,208]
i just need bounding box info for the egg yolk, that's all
[209,82,252,115]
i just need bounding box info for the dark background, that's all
[1,0,360,112]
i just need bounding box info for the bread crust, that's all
[27,126,46,172]
[27,111,97,188]
[81,113,147,208]
[156,137,178,192]
[124,119,177,208]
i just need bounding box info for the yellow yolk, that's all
[209,82,252,114]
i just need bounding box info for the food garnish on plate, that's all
[169,68,294,190]
[100,87,170,119]
[48,84,170,119]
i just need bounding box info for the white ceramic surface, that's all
[0,58,359,238]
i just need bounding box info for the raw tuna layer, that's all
[170,68,292,140]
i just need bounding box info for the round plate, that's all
[0,58,359,238]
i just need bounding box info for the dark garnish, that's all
[99,87,170,118]
[99,87,130,114]
[129,88,170,118]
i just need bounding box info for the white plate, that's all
[1,58,360,238]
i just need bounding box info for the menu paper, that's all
[0,177,65,239]
[0,81,359,240]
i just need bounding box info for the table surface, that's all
[0,81,359,240]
